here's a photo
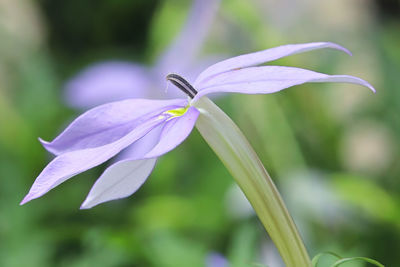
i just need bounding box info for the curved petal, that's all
[194,42,351,86]
[41,98,186,155]
[78,107,200,208]
[64,62,153,108]
[193,66,375,101]
[80,158,157,209]
[20,115,167,205]
[144,106,200,158]
[79,122,167,209]
[155,0,221,75]
[117,125,163,161]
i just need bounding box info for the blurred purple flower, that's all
[65,0,221,108]
[206,253,229,267]
[21,42,375,208]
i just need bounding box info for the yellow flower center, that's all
[163,106,189,120]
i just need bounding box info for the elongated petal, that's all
[194,42,351,86]
[192,66,375,101]
[117,125,163,161]
[80,158,157,209]
[64,62,153,108]
[155,0,220,75]
[80,107,199,208]
[41,98,186,155]
[145,107,200,158]
[20,115,167,205]
[80,124,165,209]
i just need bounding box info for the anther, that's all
[166,73,198,98]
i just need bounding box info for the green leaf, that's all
[330,257,384,267]
[312,252,384,267]
[312,252,341,267]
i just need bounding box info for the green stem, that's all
[194,97,312,267]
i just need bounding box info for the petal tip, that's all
[356,77,376,93]
[79,203,90,210]
[20,194,33,205]
[38,137,59,155]
[325,42,352,56]
[38,137,48,142]
[370,86,377,94]
[80,198,95,209]
[38,137,50,146]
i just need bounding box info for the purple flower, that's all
[21,42,375,208]
[206,253,229,267]
[65,0,220,108]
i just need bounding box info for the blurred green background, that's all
[0,0,399,266]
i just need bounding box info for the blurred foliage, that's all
[39,0,159,62]
[0,0,399,266]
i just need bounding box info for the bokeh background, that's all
[0,0,399,266]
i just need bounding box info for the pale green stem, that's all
[194,97,312,267]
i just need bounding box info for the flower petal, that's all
[194,42,351,86]
[206,253,229,267]
[155,0,220,75]
[20,115,167,205]
[144,106,200,158]
[192,66,375,101]
[64,62,153,108]
[80,158,157,209]
[117,125,163,161]
[79,107,199,208]
[80,123,165,209]
[41,98,186,155]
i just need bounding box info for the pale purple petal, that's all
[194,42,351,86]
[20,115,167,205]
[192,66,375,101]
[144,107,200,158]
[64,62,153,108]
[41,99,186,155]
[117,125,163,161]
[155,0,221,75]
[80,158,157,209]
[206,253,229,267]
[79,126,164,209]
[63,0,220,108]
[79,107,201,209]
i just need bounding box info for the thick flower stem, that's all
[194,97,312,267]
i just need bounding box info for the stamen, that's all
[166,73,198,98]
